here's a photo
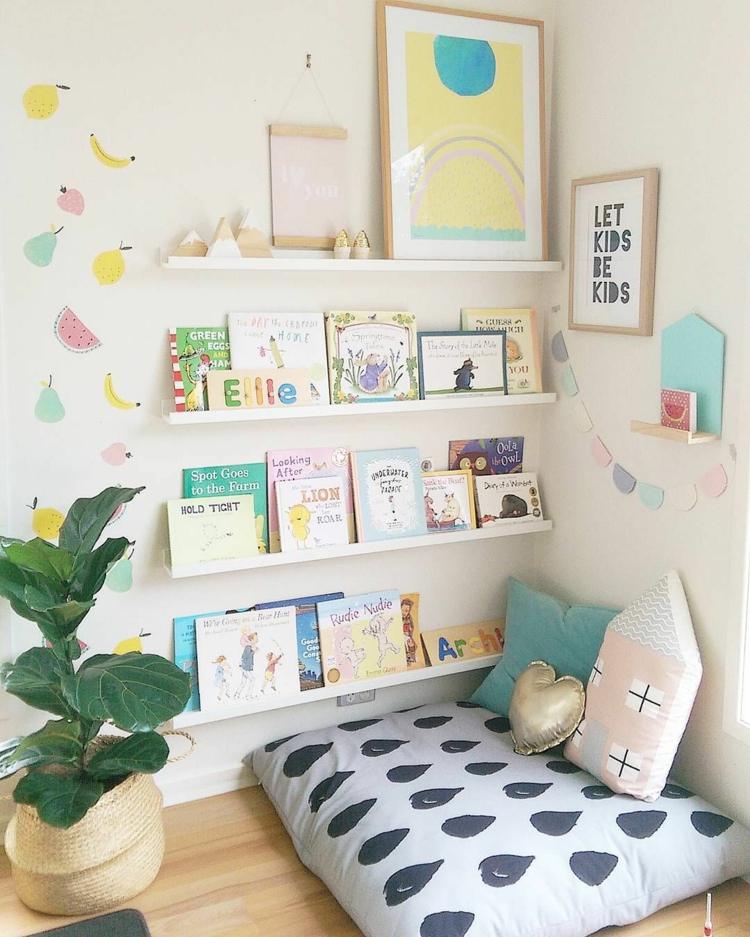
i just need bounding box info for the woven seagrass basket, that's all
[4,768,164,915]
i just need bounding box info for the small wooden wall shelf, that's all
[630,420,718,445]
[161,253,563,273]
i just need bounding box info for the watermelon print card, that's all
[170,326,231,412]
[351,447,427,542]
[417,331,508,397]
[326,311,419,403]
[55,306,101,353]
[660,388,697,432]
[227,312,329,404]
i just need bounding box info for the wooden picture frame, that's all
[376,0,547,261]
[569,168,659,336]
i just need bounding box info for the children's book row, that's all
[173,589,505,714]
[167,440,541,567]
[170,308,542,413]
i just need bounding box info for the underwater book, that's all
[461,308,542,394]
[170,326,231,412]
[448,437,524,475]
[267,446,353,553]
[276,474,350,552]
[195,606,299,711]
[166,494,258,567]
[226,311,329,404]
[182,462,267,552]
[474,473,543,526]
[326,310,419,403]
[317,590,407,685]
[351,447,427,542]
[253,592,344,691]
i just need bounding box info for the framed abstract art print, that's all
[376,1,546,260]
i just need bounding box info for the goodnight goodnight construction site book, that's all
[317,590,407,685]
[351,447,427,542]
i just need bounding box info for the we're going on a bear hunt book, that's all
[170,326,231,412]
[317,590,407,685]
[351,447,427,542]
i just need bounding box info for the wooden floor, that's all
[0,786,748,936]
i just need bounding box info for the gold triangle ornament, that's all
[173,229,207,257]
[236,209,272,258]
[206,217,241,258]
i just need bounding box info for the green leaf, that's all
[14,769,103,828]
[0,537,23,559]
[0,647,73,716]
[0,558,62,607]
[23,587,95,639]
[64,653,191,732]
[0,719,83,779]
[4,539,74,583]
[86,731,169,780]
[69,537,131,601]
[59,487,144,557]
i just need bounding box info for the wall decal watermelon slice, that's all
[54,306,101,353]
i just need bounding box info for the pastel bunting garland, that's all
[550,314,732,512]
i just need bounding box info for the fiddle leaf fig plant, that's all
[0,486,190,828]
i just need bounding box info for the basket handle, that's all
[161,729,196,764]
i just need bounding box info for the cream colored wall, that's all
[540,0,750,824]
[0,0,556,802]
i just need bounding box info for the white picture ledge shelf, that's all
[161,253,563,274]
[166,520,552,579]
[172,652,502,728]
[163,392,557,425]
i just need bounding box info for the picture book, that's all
[226,312,329,403]
[267,447,353,552]
[448,437,524,475]
[423,470,476,532]
[461,308,542,394]
[166,494,258,567]
[417,331,508,397]
[350,447,427,542]
[317,590,407,685]
[661,387,697,432]
[276,475,350,552]
[195,606,299,710]
[475,473,543,526]
[421,620,505,667]
[173,604,251,712]
[253,592,344,691]
[170,326,231,412]
[400,592,426,669]
[182,463,268,552]
[326,310,419,403]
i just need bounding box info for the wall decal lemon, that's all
[22,83,69,119]
[93,242,131,285]
[113,628,150,654]
[28,497,64,540]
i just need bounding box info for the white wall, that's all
[540,0,750,824]
[0,0,556,802]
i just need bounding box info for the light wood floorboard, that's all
[0,786,748,936]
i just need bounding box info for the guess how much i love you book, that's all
[351,447,427,542]
[317,590,407,685]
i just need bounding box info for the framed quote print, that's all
[376,1,546,261]
[569,168,659,335]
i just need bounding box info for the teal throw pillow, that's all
[470,577,619,716]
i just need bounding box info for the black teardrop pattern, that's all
[387,764,432,783]
[484,716,511,734]
[478,854,534,888]
[441,740,480,754]
[441,815,495,838]
[308,771,354,813]
[661,783,693,799]
[456,701,480,709]
[530,811,581,836]
[569,851,618,886]
[414,715,454,729]
[283,742,333,778]
[327,798,377,838]
[264,734,298,753]
[360,738,410,757]
[503,782,552,799]
[338,718,383,732]
[691,811,733,838]
[581,784,614,800]
[465,762,508,776]
[384,860,444,906]
[420,910,475,937]
[410,788,464,810]
[616,810,667,839]
[358,828,409,865]
[546,760,580,774]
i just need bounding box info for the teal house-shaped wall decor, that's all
[661,313,725,436]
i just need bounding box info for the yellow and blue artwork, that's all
[379,3,545,260]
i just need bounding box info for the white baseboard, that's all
[157,762,258,806]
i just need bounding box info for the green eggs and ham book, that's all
[166,494,257,567]
[317,590,407,685]
[351,447,427,542]
[253,592,344,691]
[182,463,268,552]
[325,310,419,403]
[170,326,231,412]
[226,312,329,404]
[267,447,354,553]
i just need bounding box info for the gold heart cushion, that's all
[509,660,585,755]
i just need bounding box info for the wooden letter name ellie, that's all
[207,369,312,411]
